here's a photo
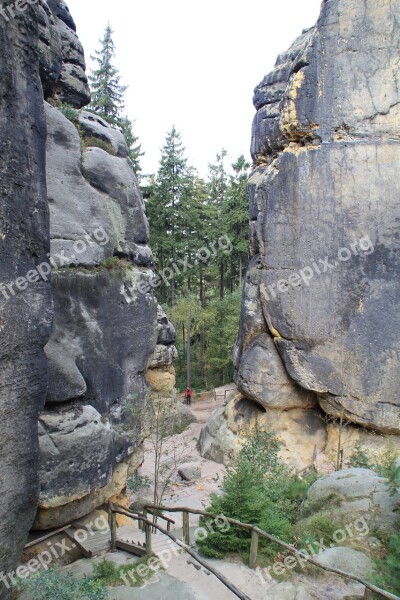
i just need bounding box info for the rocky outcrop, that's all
[300,468,400,538]
[202,0,400,469]
[237,0,400,435]
[34,72,176,528]
[0,1,175,557]
[200,394,327,471]
[0,4,52,595]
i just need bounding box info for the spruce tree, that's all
[119,116,145,180]
[88,24,144,176]
[147,126,196,306]
[89,24,127,125]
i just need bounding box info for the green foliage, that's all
[197,431,312,562]
[88,24,127,126]
[88,25,144,175]
[349,444,399,478]
[59,103,81,127]
[294,513,341,553]
[83,136,116,155]
[20,566,108,600]
[100,257,130,271]
[348,445,372,470]
[119,116,144,179]
[92,556,158,587]
[299,492,342,519]
[371,534,400,595]
[127,473,152,492]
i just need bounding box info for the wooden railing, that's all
[139,503,400,600]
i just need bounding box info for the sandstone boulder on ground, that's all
[315,548,372,580]
[300,468,400,538]
[178,464,202,482]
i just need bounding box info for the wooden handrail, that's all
[141,504,400,600]
[109,503,251,600]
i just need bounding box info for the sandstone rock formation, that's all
[300,468,400,538]
[34,40,177,529]
[0,4,52,595]
[0,3,177,590]
[202,0,400,468]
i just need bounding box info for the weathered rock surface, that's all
[315,548,372,580]
[200,394,327,470]
[0,4,53,594]
[232,0,400,441]
[178,464,202,482]
[300,468,400,538]
[37,109,176,528]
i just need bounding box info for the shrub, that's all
[84,136,116,155]
[20,567,108,600]
[371,533,400,595]
[197,430,313,561]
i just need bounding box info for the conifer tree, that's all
[89,24,144,177]
[89,24,127,125]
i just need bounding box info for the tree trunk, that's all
[186,320,191,388]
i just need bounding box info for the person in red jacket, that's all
[184,387,193,405]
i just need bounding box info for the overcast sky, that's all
[66,0,322,176]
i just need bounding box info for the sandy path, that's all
[128,385,235,528]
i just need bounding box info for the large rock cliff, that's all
[0,0,176,589]
[201,0,400,467]
[0,3,53,594]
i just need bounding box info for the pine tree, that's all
[225,155,250,288]
[89,24,127,125]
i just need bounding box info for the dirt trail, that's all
[130,385,235,527]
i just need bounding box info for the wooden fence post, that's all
[249,529,259,569]
[145,522,152,555]
[109,510,117,551]
[182,511,190,545]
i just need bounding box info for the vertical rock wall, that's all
[201,0,400,468]
[235,0,400,435]
[0,2,52,596]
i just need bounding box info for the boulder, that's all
[178,464,202,482]
[300,468,400,538]
[266,582,313,600]
[79,111,129,158]
[315,547,372,580]
[236,333,315,410]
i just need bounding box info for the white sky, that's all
[66,0,322,177]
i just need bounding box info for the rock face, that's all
[0,4,53,595]
[237,0,400,434]
[202,0,400,468]
[34,55,176,529]
[0,8,176,579]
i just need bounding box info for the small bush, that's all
[84,136,116,155]
[371,533,400,595]
[197,430,313,562]
[19,566,108,600]
[59,103,81,127]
